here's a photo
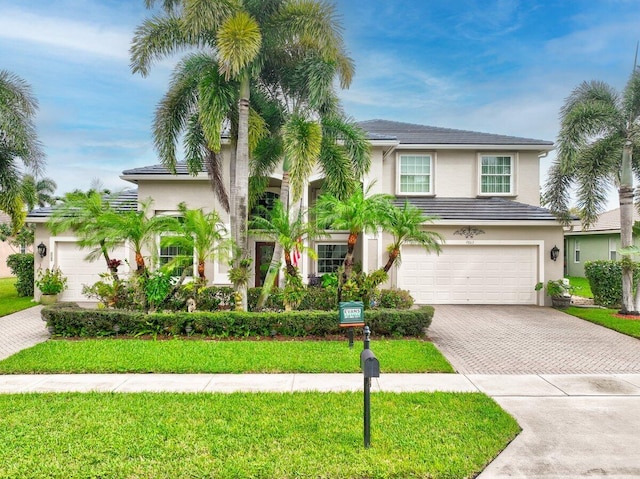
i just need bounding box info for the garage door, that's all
[397,244,538,305]
[55,242,125,302]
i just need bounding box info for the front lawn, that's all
[0,338,454,374]
[565,306,640,338]
[0,277,34,317]
[567,276,593,298]
[0,391,519,478]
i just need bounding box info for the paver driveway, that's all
[429,305,640,374]
[0,306,47,361]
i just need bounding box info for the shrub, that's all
[584,260,640,308]
[41,305,434,338]
[6,253,34,297]
[375,288,414,309]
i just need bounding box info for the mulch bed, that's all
[613,314,640,320]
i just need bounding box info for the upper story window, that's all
[609,238,618,261]
[574,240,581,263]
[398,155,432,194]
[480,155,513,195]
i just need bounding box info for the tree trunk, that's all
[135,250,146,275]
[256,171,290,309]
[198,260,205,280]
[620,140,636,314]
[99,240,119,282]
[338,232,359,302]
[233,73,251,311]
[382,247,399,273]
[283,250,297,278]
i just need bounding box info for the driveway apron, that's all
[0,306,47,361]
[429,305,640,374]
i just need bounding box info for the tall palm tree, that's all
[379,201,443,273]
[162,202,227,281]
[0,70,45,228]
[543,68,640,314]
[98,199,175,276]
[131,0,354,309]
[315,185,393,289]
[48,190,121,279]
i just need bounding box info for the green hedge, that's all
[6,253,34,297]
[584,260,640,308]
[41,304,434,338]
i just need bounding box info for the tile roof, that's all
[394,197,558,221]
[358,119,554,146]
[122,163,201,176]
[569,208,640,233]
[27,189,138,219]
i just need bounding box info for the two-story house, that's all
[29,119,562,305]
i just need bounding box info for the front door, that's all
[255,242,276,287]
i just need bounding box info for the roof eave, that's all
[390,143,555,151]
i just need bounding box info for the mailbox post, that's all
[339,301,364,348]
[360,325,379,448]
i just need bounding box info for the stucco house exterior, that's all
[28,119,563,306]
[564,208,640,277]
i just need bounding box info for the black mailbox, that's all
[360,349,380,378]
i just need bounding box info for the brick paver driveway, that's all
[430,305,640,374]
[0,306,47,361]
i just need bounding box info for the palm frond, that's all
[283,115,322,201]
[216,11,262,80]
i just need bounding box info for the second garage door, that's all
[397,244,538,305]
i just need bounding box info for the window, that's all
[399,155,431,194]
[317,244,348,274]
[574,240,581,263]
[480,155,513,194]
[609,238,618,260]
[159,241,194,277]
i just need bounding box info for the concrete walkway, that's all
[2,305,640,477]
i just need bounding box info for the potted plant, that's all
[36,267,68,305]
[535,279,573,309]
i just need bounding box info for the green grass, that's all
[566,276,593,298]
[565,306,640,338]
[0,277,34,317]
[0,338,454,374]
[0,392,519,478]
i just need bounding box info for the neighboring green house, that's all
[564,208,640,277]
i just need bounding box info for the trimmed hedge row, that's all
[41,303,434,338]
[584,260,640,308]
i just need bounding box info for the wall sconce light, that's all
[37,242,47,258]
[550,245,560,262]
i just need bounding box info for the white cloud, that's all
[0,8,132,60]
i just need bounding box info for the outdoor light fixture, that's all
[550,245,560,262]
[37,242,47,258]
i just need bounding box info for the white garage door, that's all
[398,244,538,305]
[55,242,125,302]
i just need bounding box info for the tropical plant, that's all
[48,190,121,280]
[161,202,227,281]
[35,267,67,295]
[250,201,323,280]
[379,200,443,272]
[20,174,57,212]
[97,199,176,276]
[131,0,354,310]
[315,184,393,291]
[543,66,640,314]
[0,70,45,228]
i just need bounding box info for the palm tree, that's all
[379,201,443,273]
[250,200,324,279]
[315,185,393,289]
[131,0,354,309]
[162,202,226,281]
[98,199,175,276]
[21,174,57,212]
[543,68,640,314]
[48,190,121,279]
[0,70,45,227]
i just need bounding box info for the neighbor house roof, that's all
[27,189,138,221]
[358,119,554,148]
[395,197,558,222]
[566,208,640,234]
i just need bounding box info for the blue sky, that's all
[2,0,639,203]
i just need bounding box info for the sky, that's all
[2,0,640,206]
